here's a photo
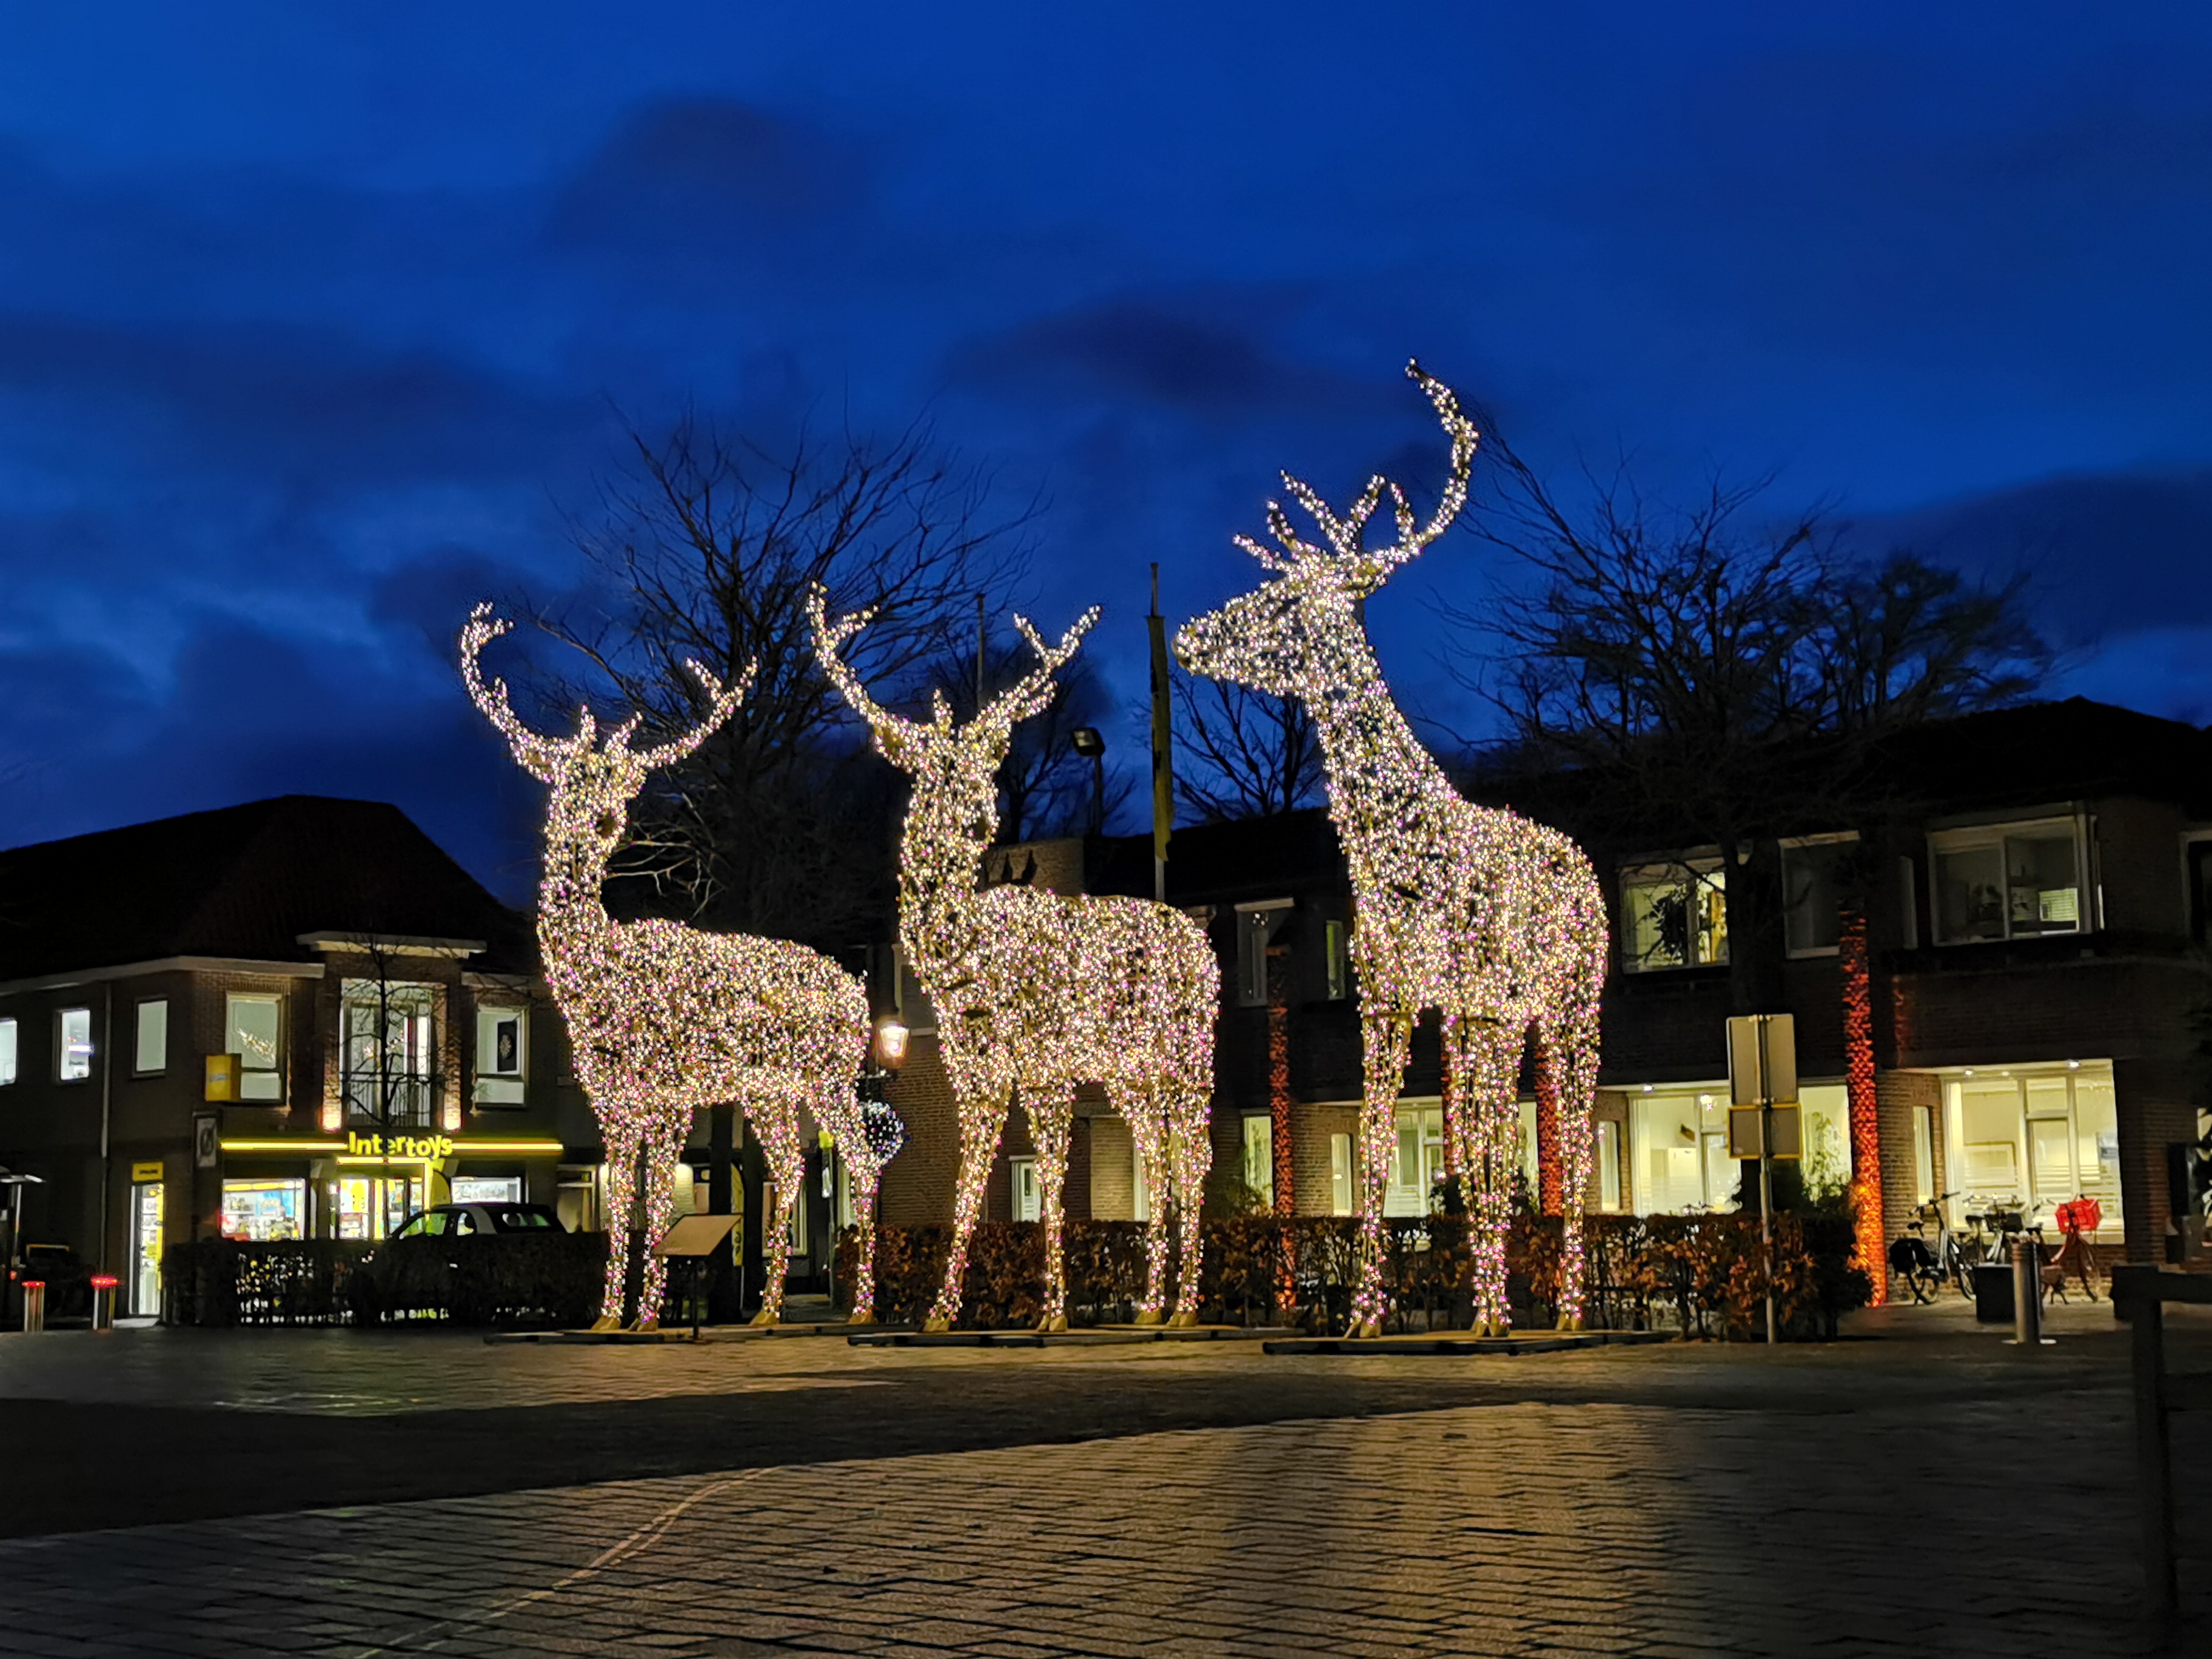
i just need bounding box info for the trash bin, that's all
[90,1273,116,1333]
[1972,1262,2014,1323]
[21,1278,44,1333]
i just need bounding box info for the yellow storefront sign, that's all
[345,1131,455,1160]
[130,1161,164,1183]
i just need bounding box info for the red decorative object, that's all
[2056,1196,2102,1236]
[1839,907,1884,1305]
[89,1275,118,1291]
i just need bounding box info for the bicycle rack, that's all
[2111,1264,2212,1618]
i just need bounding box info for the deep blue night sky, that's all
[1,5,2207,900]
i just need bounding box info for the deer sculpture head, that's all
[458,602,754,874]
[806,586,1097,854]
[1174,360,1477,696]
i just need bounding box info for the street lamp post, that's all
[1071,726,1106,835]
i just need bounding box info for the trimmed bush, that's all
[163,1239,372,1327]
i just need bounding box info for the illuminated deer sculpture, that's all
[1176,362,1609,1336]
[460,604,879,1329]
[811,588,1219,1330]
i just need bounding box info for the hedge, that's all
[163,1239,373,1326]
[836,1207,1872,1338]
[163,1234,608,1328]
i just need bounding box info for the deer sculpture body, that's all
[811,588,1219,1330]
[1175,363,1609,1337]
[460,604,877,1329]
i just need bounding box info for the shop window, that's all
[1597,1121,1622,1213]
[556,1165,598,1234]
[1781,835,1856,957]
[135,998,168,1075]
[1940,1064,2120,1235]
[1912,1105,1935,1207]
[1929,818,2085,943]
[1386,1103,1444,1216]
[222,1178,306,1241]
[341,981,437,1128]
[338,1174,421,1239]
[474,1005,527,1107]
[1626,1088,1738,1215]
[1322,919,1350,1001]
[1515,1099,1539,1198]
[0,1016,16,1085]
[1241,1114,1273,1208]
[1234,901,1290,1006]
[1131,1144,1150,1223]
[1798,1084,1851,1195]
[1620,861,1727,971]
[451,1175,521,1205]
[1010,1156,1040,1222]
[1329,1131,1354,1215]
[225,994,284,1102]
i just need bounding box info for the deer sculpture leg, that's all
[1543,1007,1601,1330]
[595,1117,642,1330]
[1466,1021,1523,1336]
[1350,1011,1413,1338]
[930,1080,1010,1331]
[840,1131,882,1329]
[1122,1099,1170,1325]
[1028,1084,1075,1332]
[1168,1110,1210,1326]
[634,1120,684,1330]
[751,1096,805,1327]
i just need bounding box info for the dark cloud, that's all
[548,98,866,252]
[948,299,1359,417]
[1849,469,2212,646]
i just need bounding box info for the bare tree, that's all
[528,414,1030,948]
[1171,676,1324,823]
[1451,433,2049,1009]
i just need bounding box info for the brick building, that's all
[874,697,2212,1288]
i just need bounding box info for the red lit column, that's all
[1840,907,1884,1304]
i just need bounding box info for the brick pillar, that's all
[1532,1028,1561,1213]
[1840,909,1883,1303]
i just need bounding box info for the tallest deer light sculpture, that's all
[1176,361,1609,1336]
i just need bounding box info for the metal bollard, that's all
[90,1274,116,1333]
[2012,1238,2042,1347]
[20,1279,44,1333]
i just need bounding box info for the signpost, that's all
[1726,1013,1800,1345]
[654,1212,743,1339]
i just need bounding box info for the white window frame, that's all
[1008,1156,1041,1222]
[1927,811,2095,945]
[1618,856,1728,973]
[135,997,169,1076]
[56,1007,93,1083]
[1241,1114,1273,1208]
[474,1004,528,1107]
[1780,832,1858,959]
[339,980,437,1127]
[0,1016,16,1086]
[1596,1120,1623,1213]
[225,992,286,1103]
[1233,899,1293,1007]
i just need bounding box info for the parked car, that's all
[18,1242,92,1319]
[385,1202,566,1240]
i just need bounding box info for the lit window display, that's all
[451,1175,521,1205]
[1930,819,2084,943]
[336,1175,420,1239]
[0,1016,15,1085]
[341,981,437,1128]
[1942,1063,2120,1235]
[1241,1115,1273,1207]
[223,1178,306,1241]
[1628,1089,1738,1214]
[1620,863,1727,971]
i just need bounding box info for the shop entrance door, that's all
[129,1182,164,1316]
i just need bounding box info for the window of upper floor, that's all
[134,998,168,1076]
[1780,833,1858,958]
[56,1007,92,1082]
[1928,814,2088,945]
[1620,859,1728,972]
[1233,899,1293,1007]
[474,1004,527,1107]
[0,1016,17,1087]
[225,992,285,1102]
[1322,917,1350,1002]
[340,980,437,1127]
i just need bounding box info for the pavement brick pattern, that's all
[0,1390,2199,1658]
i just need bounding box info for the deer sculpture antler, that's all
[1235,360,1480,588]
[459,602,756,776]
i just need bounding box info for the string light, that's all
[1176,360,1610,1336]
[460,605,880,1330]
[811,588,1220,1330]
[1840,907,1884,1305]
